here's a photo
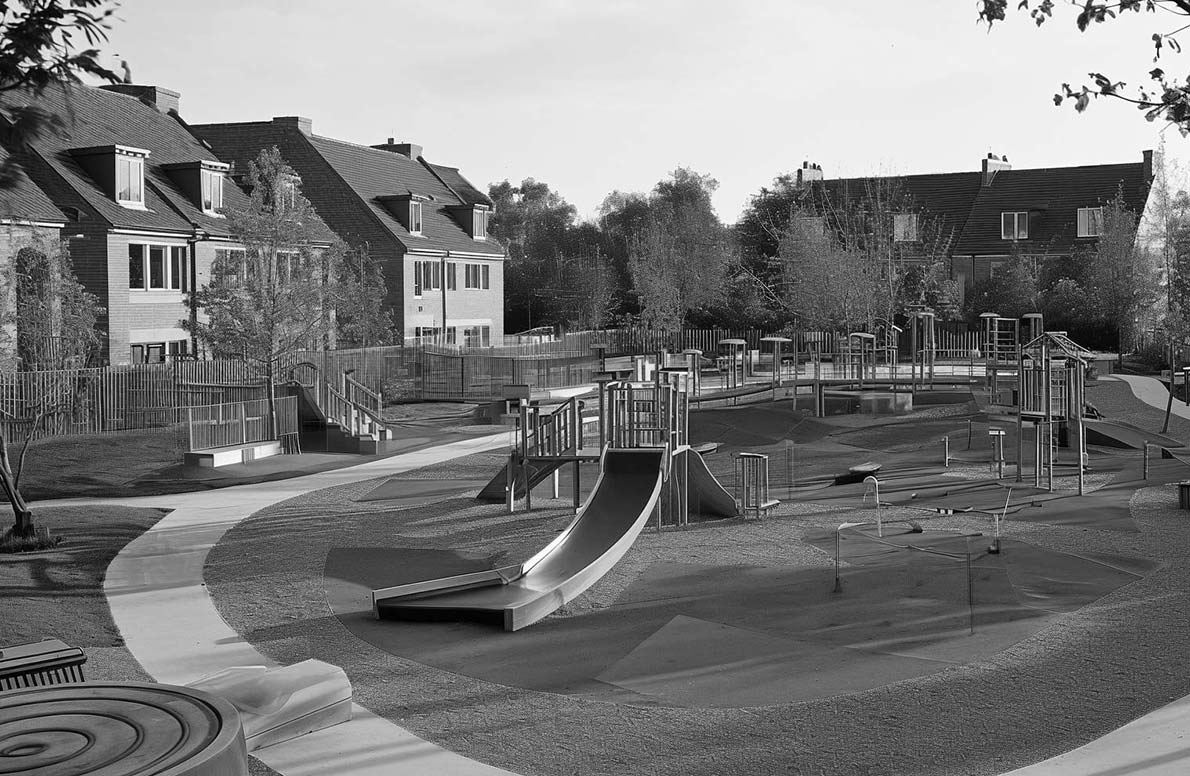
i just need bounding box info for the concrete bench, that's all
[184,439,282,468]
[187,659,352,751]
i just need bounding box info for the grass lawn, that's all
[15,427,187,500]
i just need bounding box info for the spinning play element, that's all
[0,682,247,776]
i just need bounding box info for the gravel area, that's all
[204,434,1190,776]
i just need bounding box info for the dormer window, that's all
[447,204,492,238]
[410,200,423,234]
[1077,207,1103,237]
[376,193,429,236]
[116,152,144,205]
[70,144,150,209]
[201,168,224,212]
[162,160,230,216]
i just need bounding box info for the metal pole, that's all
[1143,441,1149,481]
[966,548,974,635]
[943,435,950,467]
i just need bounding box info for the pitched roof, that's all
[952,161,1149,254]
[192,120,504,258]
[0,146,64,223]
[426,163,492,207]
[812,171,983,249]
[0,83,247,236]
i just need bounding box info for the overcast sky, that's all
[103,0,1184,223]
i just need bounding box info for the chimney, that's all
[796,160,824,187]
[272,116,312,135]
[371,140,422,159]
[100,84,180,114]
[982,152,1011,186]
[1143,149,1154,183]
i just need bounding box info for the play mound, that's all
[324,525,1155,708]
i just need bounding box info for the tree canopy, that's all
[979,0,1190,131]
[0,0,121,189]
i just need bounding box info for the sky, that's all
[99,0,1188,224]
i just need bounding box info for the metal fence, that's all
[185,396,297,452]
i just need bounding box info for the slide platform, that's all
[374,448,667,631]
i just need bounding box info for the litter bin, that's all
[1179,481,1190,510]
[0,638,86,690]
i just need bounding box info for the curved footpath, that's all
[94,431,520,776]
[68,373,1187,776]
[1003,374,1190,775]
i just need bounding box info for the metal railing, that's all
[185,396,297,452]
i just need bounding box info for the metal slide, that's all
[673,447,738,518]
[373,448,667,631]
[1083,418,1182,450]
[475,457,568,502]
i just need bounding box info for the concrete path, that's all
[1108,374,1190,421]
[1004,373,1190,776]
[93,432,520,776]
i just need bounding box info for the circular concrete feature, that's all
[0,682,248,776]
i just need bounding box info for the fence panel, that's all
[186,396,296,452]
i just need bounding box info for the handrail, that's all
[343,373,381,413]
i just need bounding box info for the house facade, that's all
[796,151,1154,294]
[0,149,68,369]
[191,118,506,346]
[0,83,250,366]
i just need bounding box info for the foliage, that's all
[769,176,959,332]
[334,245,394,347]
[0,0,121,189]
[978,1,1190,132]
[185,147,353,435]
[0,228,102,537]
[962,254,1042,322]
[623,168,732,330]
[0,525,60,552]
[1083,186,1159,351]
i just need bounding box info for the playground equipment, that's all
[1016,330,1092,494]
[760,335,793,392]
[372,378,683,631]
[908,309,937,393]
[980,312,1021,404]
[844,332,878,387]
[718,338,748,390]
[735,452,780,519]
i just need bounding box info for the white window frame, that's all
[129,243,188,291]
[1001,211,1028,240]
[201,168,224,214]
[893,213,918,242]
[1077,207,1103,238]
[413,259,441,296]
[463,262,491,290]
[474,209,488,239]
[116,152,146,207]
[410,201,423,235]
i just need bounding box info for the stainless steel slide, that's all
[373,448,666,631]
[674,447,738,518]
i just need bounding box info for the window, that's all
[410,201,423,234]
[201,168,224,213]
[474,209,488,239]
[414,326,441,340]
[131,339,189,364]
[464,262,491,290]
[893,213,918,242]
[276,252,303,284]
[462,325,491,347]
[446,327,457,345]
[116,153,144,205]
[413,260,441,296]
[1001,211,1028,240]
[446,261,457,290]
[129,243,188,291]
[1077,207,1103,237]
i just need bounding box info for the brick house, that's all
[0,83,251,365]
[0,149,68,369]
[794,151,1154,294]
[191,118,506,346]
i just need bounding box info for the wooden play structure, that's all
[1015,330,1092,494]
[735,452,780,519]
[908,309,937,393]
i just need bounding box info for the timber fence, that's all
[185,396,298,452]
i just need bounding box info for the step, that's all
[184,440,282,468]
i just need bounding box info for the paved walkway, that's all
[94,432,520,776]
[1004,373,1190,776]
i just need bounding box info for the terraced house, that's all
[0,83,252,366]
[192,118,506,346]
[793,150,1154,295]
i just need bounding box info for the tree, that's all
[0,229,102,538]
[979,1,1190,132]
[0,0,121,189]
[1085,187,1159,352]
[624,168,732,331]
[185,147,356,438]
[335,246,394,348]
[962,253,1043,322]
